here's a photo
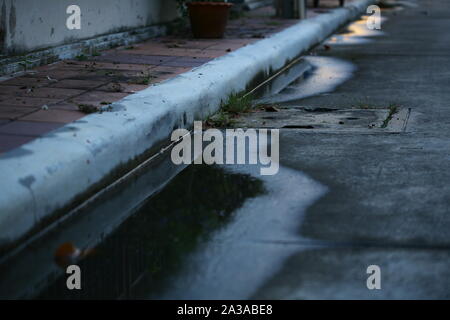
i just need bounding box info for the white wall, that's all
[0,0,178,54]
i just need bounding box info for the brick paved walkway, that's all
[0,1,352,154]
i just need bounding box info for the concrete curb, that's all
[0,0,376,251]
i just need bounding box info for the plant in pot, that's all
[176,0,233,39]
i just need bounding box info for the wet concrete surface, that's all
[3,0,450,300]
[251,0,450,299]
[143,0,450,299]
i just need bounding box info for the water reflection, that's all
[257,56,356,105]
[326,16,386,45]
[38,165,265,300]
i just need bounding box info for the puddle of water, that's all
[257,56,356,105]
[326,16,386,46]
[152,164,326,300]
[34,165,266,299]
[253,16,392,106]
[0,148,188,299]
[12,130,326,300]
[32,162,326,300]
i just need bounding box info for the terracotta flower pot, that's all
[187,2,233,39]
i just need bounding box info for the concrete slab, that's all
[242,0,450,299]
[253,248,450,300]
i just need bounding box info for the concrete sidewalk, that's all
[0,0,374,255]
[246,0,450,299]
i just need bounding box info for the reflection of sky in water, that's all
[256,15,392,105]
[326,16,386,45]
[258,56,356,104]
[154,164,327,300]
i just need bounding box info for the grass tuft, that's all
[381,104,399,128]
[221,93,253,114]
[205,93,254,128]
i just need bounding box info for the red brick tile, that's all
[71,91,128,105]
[33,61,65,73]
[66,71,127,82]
[19,87,85,99]
[97,82,149,94]
[183,40,221,49]
[48,79,107,90]
[0,106,36,120]
[92,69,149,78]
[94,53,177,66]
[0,76,53,88]
[160,56,211,68]
[151,67,191,83]
[126,46,209,58]
[207,42,249,51]
[51,102,80,111]
[0,120,64,136]
[197,50,227,58]
[63,61,157,72]
[0,85,28,96]
[20,109,85,123]
[223,37,256,43]
[0,96,62,108]
[60,68,136,81]
[136,40,219,51]
[30,69,90,80]
[151,65,192,75]
[152,75,177,83]
[0,134,36,153]
[166,48,224,59]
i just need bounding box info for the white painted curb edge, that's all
[0,0,376,248]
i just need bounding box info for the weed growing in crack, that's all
[205,93,254,128]
[381,104,400,128]
[222,93,253,114]
[78,104,99,114]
